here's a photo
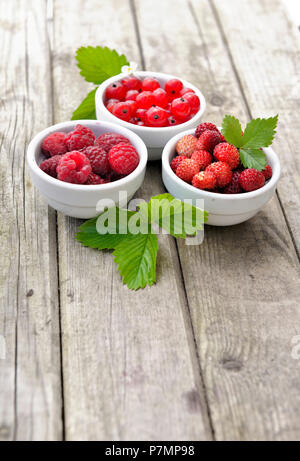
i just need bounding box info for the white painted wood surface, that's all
[0,0,299,441]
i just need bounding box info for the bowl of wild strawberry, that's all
[162,122,281,226]
[27,120,148,219]
[95,71,206,161]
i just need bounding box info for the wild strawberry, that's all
[170,155,187,172]
[262,164,272,180]
[239,169,265,192]
[176,158,200,183]
[206,161,232,188]
[214,142,240,170]
[192,171,217,190]
[191,150,212,170]
[195,122,219,138]
[223,171,242,194]
[197,129,221,153]
[176,134,197,157]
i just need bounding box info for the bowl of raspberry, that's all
[95,71,206,161]
[162,123,281,226]
[27,120,148,219]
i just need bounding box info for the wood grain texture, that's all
[0,0,62,441]
[211,0,300,255]
[52,0,212,441]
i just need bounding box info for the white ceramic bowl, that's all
[27,120,148,219]
[162,129,281,226]
[96,71,206,161]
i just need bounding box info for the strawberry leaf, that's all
[76,46,129,84]
[113,232,158,290]
[221,115,244,147]
[242,115,278,149]
[71,88,98,121]
[239,148,267,171]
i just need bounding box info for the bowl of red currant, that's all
[95,71,206,160]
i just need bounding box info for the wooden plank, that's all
[0,0,62,441]
[211,0,300,255]
[136,0,300,440]
[52,0,212,441]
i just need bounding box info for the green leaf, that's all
[113,233,159,290]
[76,208,135,250]
[76,46,129,84]
[141,193,208,238]
[221,115,244,147]
[239,148,267,171]
[71,88,98,121]
[242,115,278,149]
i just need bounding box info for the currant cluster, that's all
[105,76,201,127]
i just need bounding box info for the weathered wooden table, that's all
[0,0,300,442]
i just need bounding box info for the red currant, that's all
[183,92,200,113]
[142,77,160,92]
[112,102,131,122]
[125,100,138,116]
[136,108,147,123]
[106,99,119,113]
[125,90,139,101]
[179,87,195,97]
[121,76,142,92]
[146,107,168,127]
[171,97,191,119]
[105,82,126,100]
[165,79,183,97]
[168,115,179,126]
[153,88,169,108]
[136,91,156,109]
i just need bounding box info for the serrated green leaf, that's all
[242,115,278,149]
[113,233,158,290]
[71,88,98,120]
[221,115,244,147]
[76,46,129,84]
[76,208,136,250]
[239,148,267,171]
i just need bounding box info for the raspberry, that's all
[82,145,110,176]
[66,125,95,151]
[195,123,219,138]
[109,143,140,175]
[165,79,183,97]
[105,81,126,100]
[112,102,132,121]
[197,129,221,153]
[179,88,195,97]
[125,90,139,101]
[121,76,142,92]
[142,77,160,92]
[86,173,109,185]
[95,132,131,153]
[206,161,232,188]
[183,93,200,114]
[57,151,92,184]
[40,155,61,178]
[170,155,187,172]
[136,91,156,110]
[176,134,198,157]
[146,107,168,127]
[192,171,217,190]
[171,97,191,119]
[214,142,240,170]
[176,158,200,183]
[262,164,272,180]
[42,132,68,157]
[153,88,169,108]
[191,150,212,170]
[239,168,265,192]
[223,171,242,194]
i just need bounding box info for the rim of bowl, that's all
[27,120,148,191]
[95,71,206,133]
[162,128,281,200]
